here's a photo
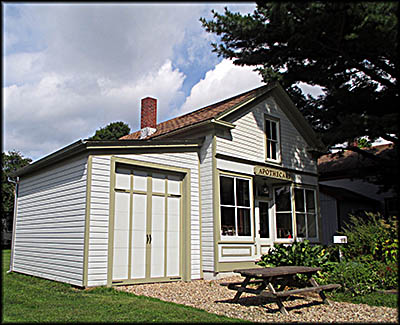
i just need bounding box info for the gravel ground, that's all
[117,276,398,323]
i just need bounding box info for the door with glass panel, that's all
[255,200,273,257]
[112,166,182,283]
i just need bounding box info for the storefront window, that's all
[220,175,251,237]
[295,188,317,238]
[275,186,293,238]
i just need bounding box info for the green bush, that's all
[326,261,378,296]
[340,213,398,264]
[337,213,398,291]
[256,240,333,269]
[370,260,398,290]
[256,240,336,286]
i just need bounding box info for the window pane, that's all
[259,202,269,238]
[296,213,306,237]
[275,186,291,211]
[271,142,277,160]
[236,178,250,207]
[221,207,235,236]
[276,213,292,238]
[307,213,317,237]
[295,188,305,212]
[220,176,234,205]
[266,120,271,138]
[237,208,251,236]
[271,122,277,140]
[267,141,271,158]
[306,190,316,213]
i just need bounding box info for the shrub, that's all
[326,261,378,296]
[340,213,398,264]
[370,260,398,290]
[256,240,336,286]
[256,240,332,269]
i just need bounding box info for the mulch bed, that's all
[116,276,398,323]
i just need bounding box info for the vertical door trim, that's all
[83,155,93,287]
[107,157,117,287]
[145,174,152,279]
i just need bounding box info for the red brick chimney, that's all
[141,97,157,129]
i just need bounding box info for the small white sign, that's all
[333,235,347,244]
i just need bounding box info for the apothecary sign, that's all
[254,166,293,181]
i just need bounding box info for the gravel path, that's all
[117,276,398,323]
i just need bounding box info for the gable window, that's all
[265,118,280,162]
[220,175,252,237]
[295,188,317,238]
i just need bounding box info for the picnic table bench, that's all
[221,266,341,315]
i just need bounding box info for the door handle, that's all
[149,234,152,244]
[146,234,152,245]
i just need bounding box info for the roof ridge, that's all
[173,83,268,120]
[121,83,269,140]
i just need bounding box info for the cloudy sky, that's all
[3,3,324,162]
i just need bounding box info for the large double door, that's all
[112,165,182,284]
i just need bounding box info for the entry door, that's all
[255,200,273,257]
[112,166,182,283]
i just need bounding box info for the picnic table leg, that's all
[310,277,332,305]
[232,276,251,302]
[267,282,289,315]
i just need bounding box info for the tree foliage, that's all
[200,2,398,150]
[201,2,398,193]
[89,121,131,141]
[1,151,32,232]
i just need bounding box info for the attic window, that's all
[265,117,281,163]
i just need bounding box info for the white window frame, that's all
[294,187,319,241]
[265,116,281,163]
[219,174,253,241]
[273,185,295,243]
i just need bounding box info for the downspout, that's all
[7,177,19,273]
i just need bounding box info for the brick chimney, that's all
[141,97,157,129]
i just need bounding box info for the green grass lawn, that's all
[328,290,398,308]
[2,249,244,323]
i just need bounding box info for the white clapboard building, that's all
[10,82,324,287]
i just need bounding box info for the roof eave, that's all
[271,83,325,151]
[13,139,204,177]
[152,119,235,139]
[11,139,87,177]
[214,83,275,121]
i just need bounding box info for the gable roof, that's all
[319,184,381,204]
[120,83,272,140]
[318,143,395,179]
[120,82,324,150]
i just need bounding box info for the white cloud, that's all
[3,3,258,161]
[3,60,186,160]
[178,59,264,115]
[11,4,201,84]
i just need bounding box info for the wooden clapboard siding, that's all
[86,156,111,287]
[87,152,201,287]
[216,96,317,174]
[12,154,88,287]
[199,134,215,272]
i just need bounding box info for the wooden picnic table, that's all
[221,266,341,315]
